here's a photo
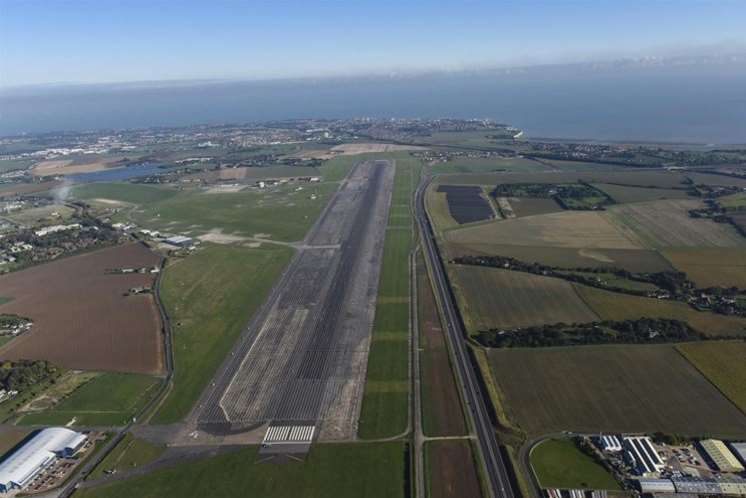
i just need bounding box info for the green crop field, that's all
[531,439,620,490]
[450,266,598,333]
[71,183,179,205]
[677,341,746,415]
[488,345,746,437]
[89,433,164,480]
[719,192,746,211]
[152,243,292,423]
[576,284,746,337]
[18,373,160,426]
[75,442,408,498]
[358,157,417,439]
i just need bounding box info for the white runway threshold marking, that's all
[262,425,316,444]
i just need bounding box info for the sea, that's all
[2,63,745,144]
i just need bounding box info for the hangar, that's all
[0,428,87,493]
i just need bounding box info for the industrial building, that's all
[636,478,676,494]
[623,436,665,476]
[598,435,622,452]
[163,235,193,247]
[0,428,87,493]
[728,442,746,467]
[699,439,745,473]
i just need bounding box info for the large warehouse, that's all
[0,428,87,493]
[699,439,745,473]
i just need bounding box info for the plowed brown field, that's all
[0,243,163,374]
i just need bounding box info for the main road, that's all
[414,174,516,498]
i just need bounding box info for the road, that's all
[414,174,516,498]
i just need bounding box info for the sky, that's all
[1,0,745,88]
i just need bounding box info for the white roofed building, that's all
[0,428,87,493]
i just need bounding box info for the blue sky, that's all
[1,0,745,87]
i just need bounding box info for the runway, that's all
[196,160,394,439]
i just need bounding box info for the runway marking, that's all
[262,425,316,444]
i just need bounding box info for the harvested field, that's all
[437,170,689,188]
[488,345,746,437]
[663,248,746,288]
[687,172,746,188]
[445,243,672,273]
[445,210,640,249]
[432,157,550,174]
[604,199,746,249]
[437,185,493,224]
[32,156,123,176]
[677,341,746,415]
[0,243,164,374]
[0,180,61,198]
[592,183,691,204]
[418,255,465,437]
[426,440,483,498]
[0,426,31,456]
[576,285,746,337]
[450,266,598,332]
[501,197,563,218]
[731,213,746,233]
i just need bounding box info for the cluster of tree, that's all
[0,360,59,393]
[476,318,704,348]
[454,255,692,296]
[0,314,31,330]
[491,182,613,210]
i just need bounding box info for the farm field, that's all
[450,266,598,332]
[445,243,672,273]
[0,426,31,456]
[425,184,460,232]
[719,192,746,211]
[499,196,563,218]
[591,183,691,204]
[445,210,640,250]
[418,254,465,437]
[75,442,408,498]
[18,373,160,426]
[0,243,164,374]
[437,185,493,224]
[677,341,746,414]
[435,170,690,188]
[663,248,746,288]
[576,284,746,337]
[687,172,746,188]
[5,204,76,226]
[124,182,339,242]
[531,439,620,490]
[487,345,746,437]
[152,243,292,423]
[0,180,61,198]
[426,440,483,498]
[604,199,746,249]
[32,156,125,176]
[358,158,415,440]
[432,157,550,174]
[89,433,165,479]
[71,182,178,205]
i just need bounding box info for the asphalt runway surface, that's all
[197,160,394,439]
